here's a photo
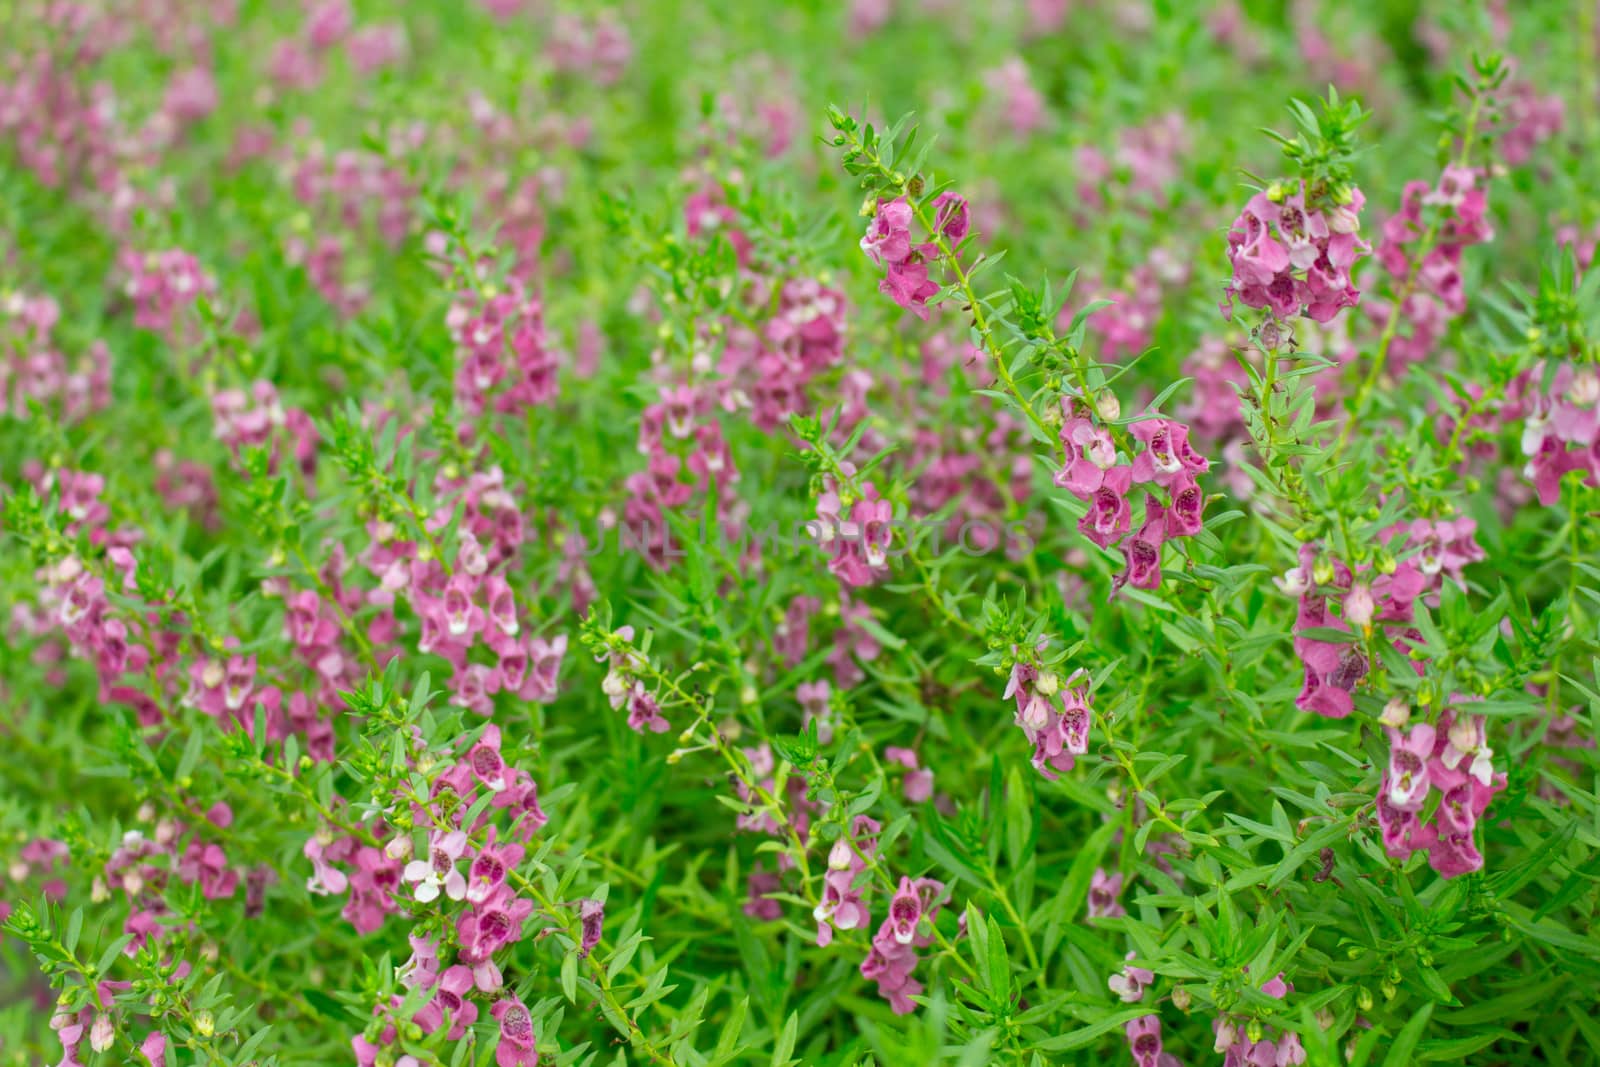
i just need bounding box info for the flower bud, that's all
[194,1010,215,1037]
[90,1013,115,1052]
[1312,556,1336,586]
[1274,566,1309,597]
[828,839,853,870]
[1379,697,1410,728]
[1356,986,1373,1011]
[1447,715,1480,754]
[1094,391,1121,422]
[1327,205,1361,234]
[1570,369,1600,406]
[1343,584,1375,628]
[1171,986,1192,1011]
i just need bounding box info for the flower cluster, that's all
[861,875,945,1014]
[1212,972,1305,1066]
[447,281,562,419]
[1222,182,1368,323]
[859,195,963,320]
[1368,165,1493,366]
[287,144,415,316]
[1002,656,1093,779]
[0,290,111,421]
[814,816,879,947]
[120,249,216,335]
[1285,520,1483,720]
[594,624,669,734]
[623,380,742,569]
[1057,409,1210,591]
[1519,363,1600,506]
[1377,708,1505,877]
[812,469,893,587]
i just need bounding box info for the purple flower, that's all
[930,191,970,242]
[577,897,604,958]
[860,198,914,265]
[491,995,539,1067]
[1087,868,1124,918]
[404,830,468,904]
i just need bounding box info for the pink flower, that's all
[885,746,934,802]
[1125,1015,1171,1067]
[1087,868,1124,918]
[1130,418,1208,487]
[1385,724,1436,811]
[465,830,524,905]
[1078,466,1134,548]
[625,682,670,733]
[404,830,468,903]
[1114,502,1167,593]
[860,198,914,265]
[577,897,605,958]
[1055,416,1118,497]
[1108,952,1156,1002]
[1165,473,1206,537]
[880,248,942,319]
[930,192,970,242]
[491,996,539,1066]
[468,726,510,792]
[416,965,478,1039]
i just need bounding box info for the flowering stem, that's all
[1333,85,1488,462]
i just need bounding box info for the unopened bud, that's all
[1343,584,1375,628]
[1569,369,1599,407]
[90,1013,115,1052]
[1094,391,1121,422]
[1380,697,1409,728]
[1274,566,1309,597]
[194,1010,215,1037]
[1171,986,1192,1011]
[1327,205,1361,234]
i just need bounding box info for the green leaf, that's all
[770,1011,799,1067]
[1383,1002,1435,1067]
[712,996,749,1063]
[1032,1007,1154,1051]
[561,950,579,1003]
